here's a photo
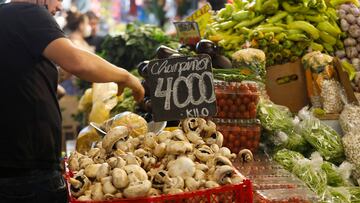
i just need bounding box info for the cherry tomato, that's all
[226,99,234,106]
[235,98,242,105]
[235,112,241,118]
[217,98,226,106]
[222,105,229,112]
[248,84,258,92]
[217,111,226,118]
[243,111,250,119]
[248,102,257,111]
[239,84,249,92]
[246,140,253,148]
[227,133,235,142]
[250,109,257,118]
[240,135,247,143]
[230,105,237,112]
[239,104,246,112]
[242,96,250,105]
[227,112,234,118]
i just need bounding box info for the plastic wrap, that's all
[339,104,360,134]
[273,149,305,171]
[298,108,344,162]
[292,158,328,196]
[320,79,344,114]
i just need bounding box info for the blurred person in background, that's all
[0,1,144,202]
[60,10,94,96]
[85,10,105,53]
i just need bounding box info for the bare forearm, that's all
[69,49,131,84]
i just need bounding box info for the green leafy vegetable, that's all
[274,149,305,171]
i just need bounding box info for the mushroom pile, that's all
[68,118,244,201]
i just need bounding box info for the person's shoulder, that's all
[1,2,43,10]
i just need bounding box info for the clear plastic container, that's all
[213,118,261,153]
[254,188,319,203]
[214,81,259,119]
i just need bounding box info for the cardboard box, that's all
[265,60,309,113]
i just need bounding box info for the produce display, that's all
[212,48,266,82]
[336,3,360,92]
[101,23,179,71]
[214,118,261,153]
[302,51,346,114]
[68,114,249,201]
[205,0,346,66]
[214,81,259,119]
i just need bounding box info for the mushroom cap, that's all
[112,168,129,189]
[214,165,234,185]
[123,180,152,198]
[186,131,205,145]
[157,131,173,143]
[79,156,94,169]
[101,176,117,195]
[205,181,219,188]
[124,164,148,182]
[205,131,223,147]
[166,141,193,155]
[91,182,104,201]
[151,170,171,189]
[181,118,206,134]
[148,188,161,196]
[154,143,167,158]
[84,163,102,179]
[102,126,129,153]
[195,145,214,162]
[213,155,233,167]
[172,129,188,141]
[70,172,91,197]
[168,156,196,178]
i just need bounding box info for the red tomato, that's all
[227,112,234,118]
[217,111,226,118]
[248,102,257,111]
[235,98,242,105]
[243,112,250,119]
[222,105,229,112]
[239,135,247,144]
[250,109,257,118]
[242,96,250,105]
[235,112,241,118]
[230,105,237,112]
[234,139,241,147]
[252,94,260,103]
[226,99,234,106]
[227,133,235,142]
[248,84,258,92]
[246,140,253,148]
[239,84,249,92]
[239,104,246,112]
[217,98,226,106]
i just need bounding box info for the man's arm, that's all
[43,38,144,101]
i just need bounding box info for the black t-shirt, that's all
[0,3,65,170]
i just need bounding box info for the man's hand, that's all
[118,73,144,103]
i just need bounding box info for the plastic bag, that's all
[273,149,305,171]
[326,186,352,203]
[292,158,328,196]
[76,125,101,154]
[342,130,360,181]
[322,161,353,187]
[258,100,294,131]
[298,107,345,163]
[78,88,93,112]
[272,130,309,153]
[339,104,360,134]
[321,79,344,114]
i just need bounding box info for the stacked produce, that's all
[337,3,360,92]
[274,150,358,202]
[100,23,179,71]
[68,114,247,201]
[205,0,347,66]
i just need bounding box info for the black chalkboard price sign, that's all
[147,54,217,122]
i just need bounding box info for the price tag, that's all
[185,3,213,37]
[147,54,217,122]
[173,21,201,46]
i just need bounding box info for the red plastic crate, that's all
[66,172,253,203]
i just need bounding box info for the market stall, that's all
[66,0,360,202]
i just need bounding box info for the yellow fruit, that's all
[76,126,101,154]
[111,112,148,137]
